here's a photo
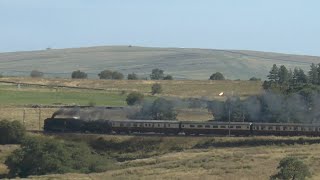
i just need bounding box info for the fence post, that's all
[23,108,26,127]
[39,107,41,130]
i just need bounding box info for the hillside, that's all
[0,46,319,80]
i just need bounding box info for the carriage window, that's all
[247,126,249,129]
[168,124,171,127]
[229,126,233,128]
[261,126,266,130]
[309,127,313,131]
[301,127,305,131]
[133,123,137,127]
[157,124,160,127]
[276,127,280,130]
[197,125,203,128]
[205,125,210,128]
[120,123,124,127]
[220,126,226,128]
[294,127,299,131]
[268,126,273,130]
[283,127,287,130]
[236,126,241,129]
[182,125,185,127]
[190,125,195,128]
[212,126,218,128]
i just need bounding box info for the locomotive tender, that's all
[44,118,320,136]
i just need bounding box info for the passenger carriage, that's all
[111,120,181,134]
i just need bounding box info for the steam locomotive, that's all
[44,118,320,136]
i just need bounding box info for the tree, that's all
[209,72,225,80]
[127,73,138,80]
[30,70,44,78]
[71,70,87,79]
[98,70,124,80]
[0,120,25,144]
[150,68,164,80]
[151,83,162,95]
[98,70,113,79]
[270,157,311,180]
[308,63,318,85]
[112,71,124,80]
[163,75,173,80]
[268,64,279,82]
[278,65,289,85]
[126,92,144,105]
[5,136,110,178]
[129,98,177,120]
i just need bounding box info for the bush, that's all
[0,120,25,144]
[126,92,144,105]
[5,136,111,178]
[249,77,261,81]
[270,157,311,180]
[163,75,173,80]
[71,70,87,79]
[127,73,139,80]
[30,70,44,78]
[151,83,162,95]
[209,72,225,80]
[98,70,124,80]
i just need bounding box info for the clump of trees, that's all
[150,68,173,80]
[249,77,261,81]
[263,63,320,92]
[270,157,311,180]
[71,70,87,79]
[30,70,44,78]
[151,83,162,95]
[129,98,177,120]
[5,136,111,178]
[126,92,144,105]
[98,70,124,80]
[209,72,225,80]
[0,120,25,144]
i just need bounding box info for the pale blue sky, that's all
[1,0,319,55]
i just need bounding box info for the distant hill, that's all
[0,46,319,80]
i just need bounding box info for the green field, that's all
[0,46,319,80]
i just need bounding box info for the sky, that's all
[0,0,319,56]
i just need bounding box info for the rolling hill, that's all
[0,46,319,80]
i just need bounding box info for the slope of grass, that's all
[19,135,320,180]
[0,46,319,80]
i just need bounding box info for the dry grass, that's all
[24,136,320,180]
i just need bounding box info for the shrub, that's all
[249,77,261,81]
[71,70,87,79]
[30,70,44,78]
[209,72,225,80]
[5,136,111,178]
[163,75,173,80]
[126,92,144,105]
[270,157,311,180]
[151,83,162,95]
[127,73,139,80]
[0,120,25,144]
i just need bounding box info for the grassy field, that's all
[10,135,320,180]
[0,77,263,99]
[0,46,319,80]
